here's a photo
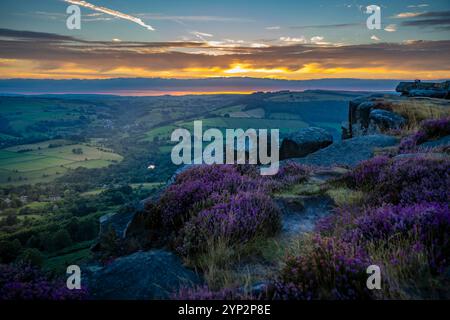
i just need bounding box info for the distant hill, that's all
[1,77,445,95]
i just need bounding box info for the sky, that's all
[0,0,449,80]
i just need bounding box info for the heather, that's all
[344,156,449,205]
[399,116,450,153]
[0,263,87,300]
[178,192,281,255]
[345,203,450,273]
[134,163,308,257]
[274,236,371,300]
[274,144,449,299]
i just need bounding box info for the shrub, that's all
[139,163,305,255]
[274,236,371,300]
[0,263,87,300]
[399,116,450,153]
[346,156,449,205]
[265,161,310,192]
[158,165,264,231]
[344,156,390,190]
[17,248,43,267]
[345,202,450,273]
[179,192,281,255]
[374,158,449,205]
[420,117,450,141]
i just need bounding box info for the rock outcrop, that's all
[369,109,406,131]
[396,80,450,99]
[347,95,406,136]
[87,250,201,300]
[346,94,450,138]
[280,127,333,160]
[289,134,398,167]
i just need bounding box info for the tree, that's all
[3,213,18,226]
[18,248,43,267]
[51,229,73,251]
[72,148,83,155]
[0,239,22,263]
[26,235,40,249]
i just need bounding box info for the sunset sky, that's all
[0,0,449,80]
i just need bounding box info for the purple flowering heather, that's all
[374,157,449,205]
[179,192,281,255]
[399,116,450,153]
[141,163,308,255]
[0,263,87,300]
[274,236,371,300]
[345,156,390,189]
[345,202,450,272]
[158,165,265,229]
[266,161,310,192]
[346,156,449,205]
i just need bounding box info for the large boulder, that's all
[369,109,406,131]
[290,134,398,167]
[396,80,450,99]
[346,94,450,137]
[408,89,448,99]
[280,127,333,160]
[87,250,201,299]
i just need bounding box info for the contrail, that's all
[64,0,155,31]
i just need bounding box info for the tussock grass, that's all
[185,236,284,291]
[390,100,450,131]
[365,234,448,299]
[326,187,364,208]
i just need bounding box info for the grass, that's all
[80,182,164,197]
[276,182,322,197]
[185,236,284,292]
[326,187,364,207]
[142,116,310,142]
[43,240,95,273]
[24,201,50,210]
[0,140,123,185]
[228,108,265,118]
[0,98,84,136]
[129,182,164,190]
[4,139,71,152]
[390,99,450,131]
[365,234,445,299]
[142,125,178,142]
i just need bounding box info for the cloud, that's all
[384,24,397,32]
[137,14,251,22]
[395,12,424,18]
[279,36,306,43]
[290,23,360,29]
[63,0,155,31]
[191,31,213,38]
[1,28,450,80]
[310,36,324,43]
[407,4,429,8]
[190,31,214,42]
[371,35,381,41]
[310,36,330,45]
[0,28,80,42]
[266,26,281,30]
[399,10,450,30]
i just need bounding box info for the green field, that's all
[144,116,309,142]
[0,140,123,185]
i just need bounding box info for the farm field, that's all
[0,140,123,185]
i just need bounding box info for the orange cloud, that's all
[0,29,450,80]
